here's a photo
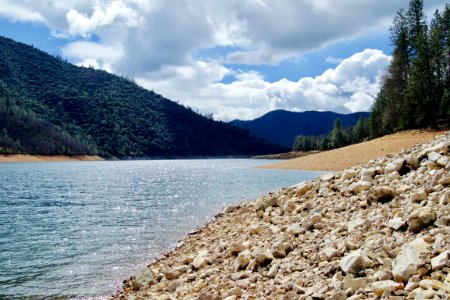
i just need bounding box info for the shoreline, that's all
[0,154,104,163]
[115,131,450,299]
[260,130,443,171]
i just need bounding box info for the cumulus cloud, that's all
[62,41,123,72]
[65,1,141,37]
[0,0,444,119]
[137,49,391,120]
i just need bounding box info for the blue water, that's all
[0,159,325,299]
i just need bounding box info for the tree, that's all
[329,118,347,148]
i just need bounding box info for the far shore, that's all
[0,154,104,163]
[260,129,444,171]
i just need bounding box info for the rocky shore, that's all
[115,132,450,299]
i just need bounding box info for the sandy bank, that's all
[260,130,443,171]
[0,154,103,163]
[115,131,450,299]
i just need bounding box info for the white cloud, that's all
[0,0,444,120]
[65,1,141,37]
[62,41,123,72]
[0,1,45,23]
[137,49,391,120]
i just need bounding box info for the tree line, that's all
[293,116,369,151]
[370,1,449,136]
[293,0,449,152]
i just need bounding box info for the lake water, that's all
[0,159,325,299]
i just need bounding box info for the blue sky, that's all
[0,1,445,120]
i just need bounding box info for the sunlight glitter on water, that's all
[0,159,325,298]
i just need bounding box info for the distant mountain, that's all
[230,110,370,148]
[0,36,287,157]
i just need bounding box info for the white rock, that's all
[131,267,155,291]
[320,247,340,261]
[342,169,358,180]
[385,158,405,173]
[386,217,406,230]
[371,280,403,297]
[347,217,368,232]
[427,151,442,162]
[431,250,449,270]
[286,225,304,235]
[339,250,373,274]
[192,250,208,270]
[343,276,368,292]
[419,279,450,293]
[267,263,279,278]
[392,245,423,282]
[349,181,372,193]
[437,155,449,166]
[410,191,427,203]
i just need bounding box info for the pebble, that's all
[116,132,450,300]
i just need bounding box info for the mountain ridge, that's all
[0,35,287,157]
[230,110,370,148]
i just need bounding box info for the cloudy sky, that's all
[0,1,444,120]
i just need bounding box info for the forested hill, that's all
[0,36,287,157]
[230,110,369,148]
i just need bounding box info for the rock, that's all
[349,181,372,193]
[436,155,449,167]
[271,241,291,258]
[286,225,304,235]
[305,213,322,230]
[229,242,248,256]
[267,263,279,278]
[295,182,314,196]
[385,158,406,173]
[361,167,376,178]
[419,279,450,293]
[431,250,449,270]
[427,151,442,162]
[392,245,423,282]
[234,250,251,271]
[371,280,403,297]
[248,223,263,235]
[438,175,450,186]
[222,205,239,214]
[343,276,368,292]
[410,191,427,203]
[320,247,340,261]
[370,186,398,203]
[386,217,406,230]
[407,237,430,254]
[374,269,393,281]
[131,267,155,291]
[165,266,186,280]
[339,250,373,274]
[407,207,436,232]
[342,169,358,180]
[192,250,209,270]
[227,287,244,297]
[347,217,368,232]
[254,249,274,267]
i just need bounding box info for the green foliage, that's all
[371,1,450,133]
[0,36,286,157]
[293,115,370,151]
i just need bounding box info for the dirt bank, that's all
[260,130,442,171]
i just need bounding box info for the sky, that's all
[0,1,445,120]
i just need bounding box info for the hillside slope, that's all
[0,36,286,157]
[231,110,369,148]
